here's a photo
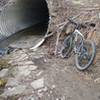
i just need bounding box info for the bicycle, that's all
[60,18,96,71]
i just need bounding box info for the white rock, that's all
[15,54,28,62]
[51,85,56,89]
[36,71,43,77]
[50,90,53,94]
[1,85,26,97]
[18,96,35,100]
[6,78,19,87]
[17,69,31,77]
[29,97,35,100]
[18,65,29,69]
[23,61,34,65]
[99,13,100,19]
[18,98,21,100]
[37,92,43,98]
[38,87,47,92]
[61,96,66,100]
[0,69,8,77]
[31,78,44,90]
[41,87,48,92]
[94,78,100,83]
[28,65,37,71]
[17,61,34,66]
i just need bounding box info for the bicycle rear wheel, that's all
[60,35,73,58]
[75,40,96,71]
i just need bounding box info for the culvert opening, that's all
[0,0,49,48]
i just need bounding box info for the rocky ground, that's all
[0,0,100,100]
[0,46,100,100]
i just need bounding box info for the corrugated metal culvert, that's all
[0,0,49,48]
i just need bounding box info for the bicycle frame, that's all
[72,29,85,54]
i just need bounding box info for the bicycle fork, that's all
[73,29,84,55]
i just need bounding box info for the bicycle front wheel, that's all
[75,40,96,71]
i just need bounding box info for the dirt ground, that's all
[0,0,100,100]
[0,45,100,100]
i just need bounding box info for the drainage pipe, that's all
[0,0,49,44]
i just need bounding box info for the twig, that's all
[80,7,100,11]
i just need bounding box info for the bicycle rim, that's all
[75,40,96,71]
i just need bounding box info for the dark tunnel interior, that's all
[16,0,49,27]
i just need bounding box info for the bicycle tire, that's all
[60,35,73,58]
[75,40,96,71]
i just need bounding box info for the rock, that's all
[56,97,66,100]
[28,65,37,71]
[60,96,66,100]
[6,78,19,87]
[17,69,31,77]
[36,71,43,77]
[10,64,35,78]
[37,91,43,98]
[15,61,34,66]
[42,87,48,92]
[94,78,100,83]
[1,85,26,98]
[18,96,35,100]
[24,61,34,65]
[0,69,8,77]
[31,78,44,90]
[13,54,28,62]
[38,87,48,93]
[51,85,56,89]
[18,65,37,71]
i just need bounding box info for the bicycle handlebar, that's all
[68,18,78,25]
[68,18,87,29]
